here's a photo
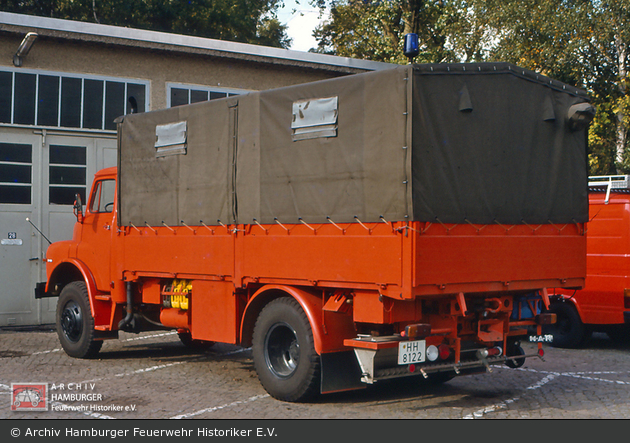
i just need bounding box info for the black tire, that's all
[178,331,215,349]
[543,302,588,348]
[505,343,525,368]
[56,281,103,358]
[252,297,321,402]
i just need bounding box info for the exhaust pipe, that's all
[118,282,134,330]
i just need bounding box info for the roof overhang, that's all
[0,11,394,74]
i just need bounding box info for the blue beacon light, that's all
[403,33,419,64]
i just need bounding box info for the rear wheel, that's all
[252,297,320,402]
[543,302,588,348]
[56,281,102,358]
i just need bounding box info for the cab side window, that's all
[90,179,116,213]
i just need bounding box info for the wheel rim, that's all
[60,301,83,343]
[264,322,300,379]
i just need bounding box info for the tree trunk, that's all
[615,31,628,172]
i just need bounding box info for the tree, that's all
[592,1,630,173]
[483,0,630,174]
[0,0,292,48]
[312,1,494,64]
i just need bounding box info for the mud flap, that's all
[320,351,366,394]
[34,282,54,298]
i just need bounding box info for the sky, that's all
[276,0,329,52]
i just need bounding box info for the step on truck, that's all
[37,63,594,402]
[545,175,630,348]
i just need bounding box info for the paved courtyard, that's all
[1,326,629,420]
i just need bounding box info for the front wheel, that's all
[252,297,321,402]
[56,281,103,358]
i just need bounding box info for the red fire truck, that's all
[545,175,630,348]
[37,64,593,401]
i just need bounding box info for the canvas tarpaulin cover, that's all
[118,64,590,227]
[411,63,590,225]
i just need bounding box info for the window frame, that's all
[89,179,116,214]
[166,83,250,108]
[48,144,87,206]
[0,67,150,131]
[0,142,32,205]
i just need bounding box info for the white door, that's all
[0,128,117,326]
[0,129,42,326]
[39,133,118,325]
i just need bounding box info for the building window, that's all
[14,73,36,125]
[60,77,82,128]
[49,145,86,205]
[0,142,32,205]
[167,84,248,108]
[38,74,60,127]
[0,71,12,123]
[0,68,149,130]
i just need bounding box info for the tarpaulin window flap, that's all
[291,96,338,141]
[155,121,187,157]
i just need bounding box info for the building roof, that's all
[0,11,394,74]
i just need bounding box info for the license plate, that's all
[398,340,426,365]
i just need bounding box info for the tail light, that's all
[438,344,451,360]
[624,289,630,309]
[427,343,451,361]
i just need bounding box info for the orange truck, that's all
[36,63,594,401]
[545,175,630,348]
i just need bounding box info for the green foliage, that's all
[588,99,617,175]
[312,0,492,64]
[0,0,291,48]
[482,0,630,175]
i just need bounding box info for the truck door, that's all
[77,177,116,292]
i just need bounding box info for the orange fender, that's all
[48,258,102,323]
[240,285,355,354]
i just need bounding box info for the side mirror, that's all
[73,193,84,223]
